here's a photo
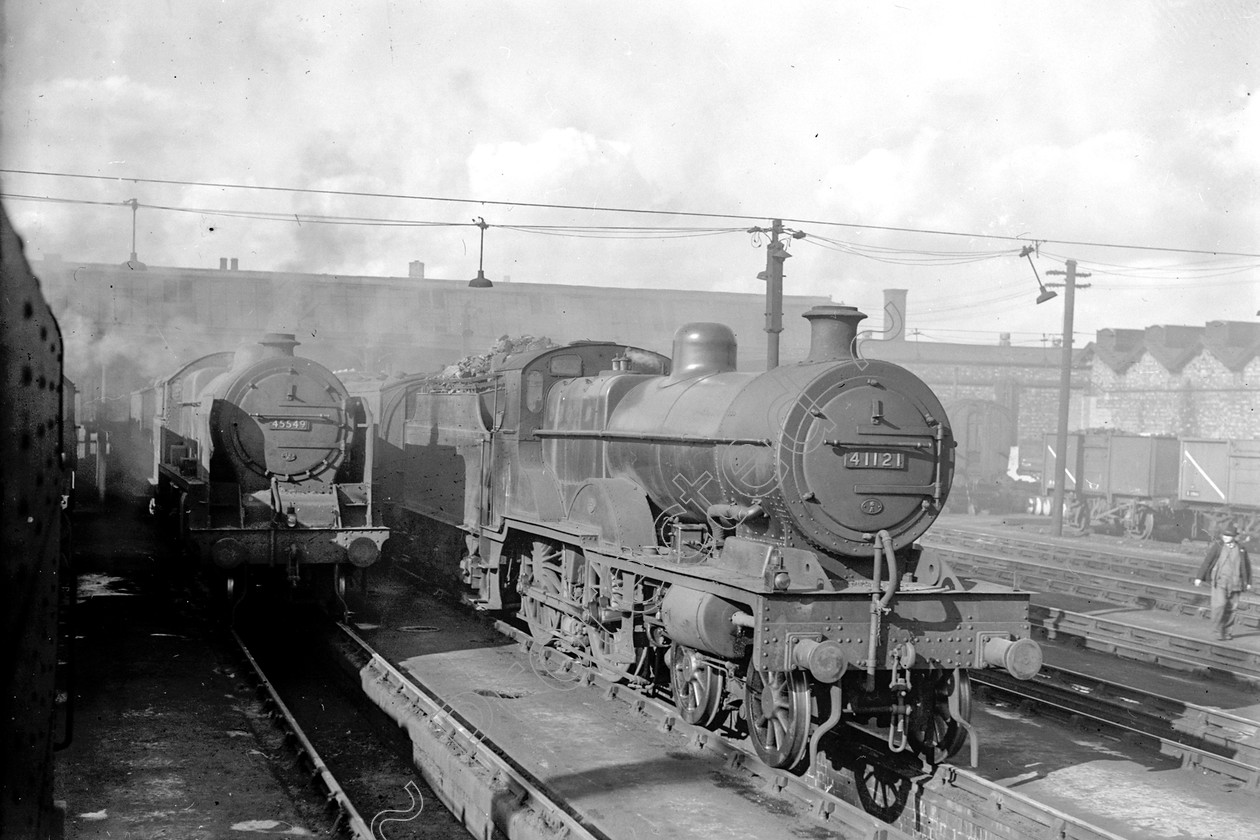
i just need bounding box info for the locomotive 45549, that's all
[139,333,387,604]
[378,307,1042,771]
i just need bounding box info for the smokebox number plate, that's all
[270,419,311,431]
[844,450,905,470]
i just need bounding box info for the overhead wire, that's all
[4,166,1259,259]
[3,173,1255,335]
[0,190,749,237]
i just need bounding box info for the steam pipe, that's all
[865,529,899,688]
[808,684,843,774]
[705,503,764,548]
[877,530,899,608]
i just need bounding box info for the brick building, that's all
[1086,321,1259,440]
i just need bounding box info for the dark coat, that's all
[1197,540,1252,590]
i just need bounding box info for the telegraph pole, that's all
[762,219,787,369]
[1046,259,1091,537]
[750,219,806,369]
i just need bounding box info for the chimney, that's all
[999,332,1011,347]
[219,257,228,270]
[882,289,907,341]
[230,257,239,271]
[408,260,425,279]
[804,305,867,362]
[258,332,300,358]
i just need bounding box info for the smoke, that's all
[57,308,227,394]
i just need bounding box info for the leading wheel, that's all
[670,644,726,728]
[906,668,970,764]
[744,667,810,770]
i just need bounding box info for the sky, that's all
[2,1,1258,349]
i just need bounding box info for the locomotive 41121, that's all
[377,306,1043,771]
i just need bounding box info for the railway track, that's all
[923,533,1260,628]
[973,663,1260,793]
[921,528,1260,679]
[230,627,374,839]
[225,549,1252,840]
[229,610,470,840]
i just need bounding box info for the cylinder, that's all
[660,587,745,659]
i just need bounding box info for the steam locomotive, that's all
[138,333,387,602]
[2,209,73,839]
[375,307,1042,771]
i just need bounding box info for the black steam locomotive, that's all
[2,209,74,838]
[375,307,1041,770]
[137,333,387,602]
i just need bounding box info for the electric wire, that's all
[4,166,1259,259]
[0,191,747,237]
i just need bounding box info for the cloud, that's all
[467,128,642,206]
[2,0,1257,344]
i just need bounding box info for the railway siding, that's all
[917,533,1260,680]
[920,540,1260,629]
[1028,603,1260,681]
[973,667,1260,792]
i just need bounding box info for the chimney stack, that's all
[219,257,228,270]
[804,305,867,362]
[230,257,239,271]
[408,260,425,279]
[883,289,907,341]
[258,332,300,358]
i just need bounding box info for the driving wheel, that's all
[744,667,810,770]
[520,540,565,645]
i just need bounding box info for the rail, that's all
[230,628,373,839]
[974,665,1260,793]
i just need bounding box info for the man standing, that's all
[1195,525,1252,641]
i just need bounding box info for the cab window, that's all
[525,370,546,413]
[548,354,582,377]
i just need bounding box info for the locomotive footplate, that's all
[612,537,1041,682]
[750,585,1038,677]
